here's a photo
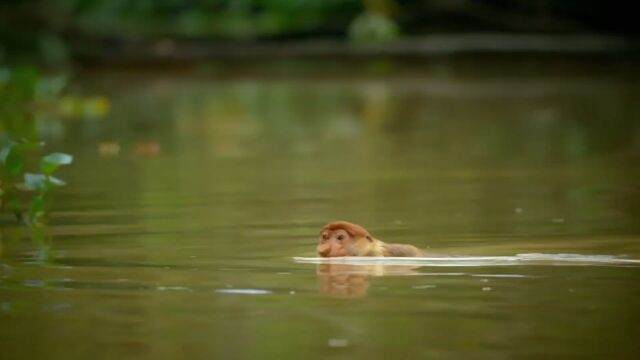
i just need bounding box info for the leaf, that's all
[42,152,73,165]
[41,152,73,175]
[47,176,66,187]
[0,143,13,163]
[23,173,67,190]
[1,144,24,176]
[24,173,47,190]
[1,141,42,176]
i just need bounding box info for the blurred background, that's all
[1,2,640,360]
[0,0,639,65]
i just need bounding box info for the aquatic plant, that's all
[24,152,73,224]
[0,140,74,226]
[0,67,74,225]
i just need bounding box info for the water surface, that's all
[1,59,639,359]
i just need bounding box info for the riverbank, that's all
[72,33,639,65]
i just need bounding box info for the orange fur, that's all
[317,221,423,257]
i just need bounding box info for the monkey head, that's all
[316,221,381,257]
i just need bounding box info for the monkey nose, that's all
[317,246,330,257]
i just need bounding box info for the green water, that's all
[1,60,639,359]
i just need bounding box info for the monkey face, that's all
[317,223,375,257]
[316,221,420,258]
[317,228,351,257]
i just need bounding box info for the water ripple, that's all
[293,253,640,267]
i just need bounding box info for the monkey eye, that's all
[322,233,330,241]
[366,235,372,242]
[336,234,345,241]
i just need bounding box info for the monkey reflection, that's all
[317,263,420,298]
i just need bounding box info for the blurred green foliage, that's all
[35,0,349,38]
[349,13,399,42]
[0,1,637,65]
[0,67,73,225]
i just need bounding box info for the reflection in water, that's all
[29,224,53,264]
[313,251,640,297]
[317,263,420,298]
[0,223,53,264]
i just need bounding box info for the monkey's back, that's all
[383,243,424,257]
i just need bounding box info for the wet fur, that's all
[317,221,424,257]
